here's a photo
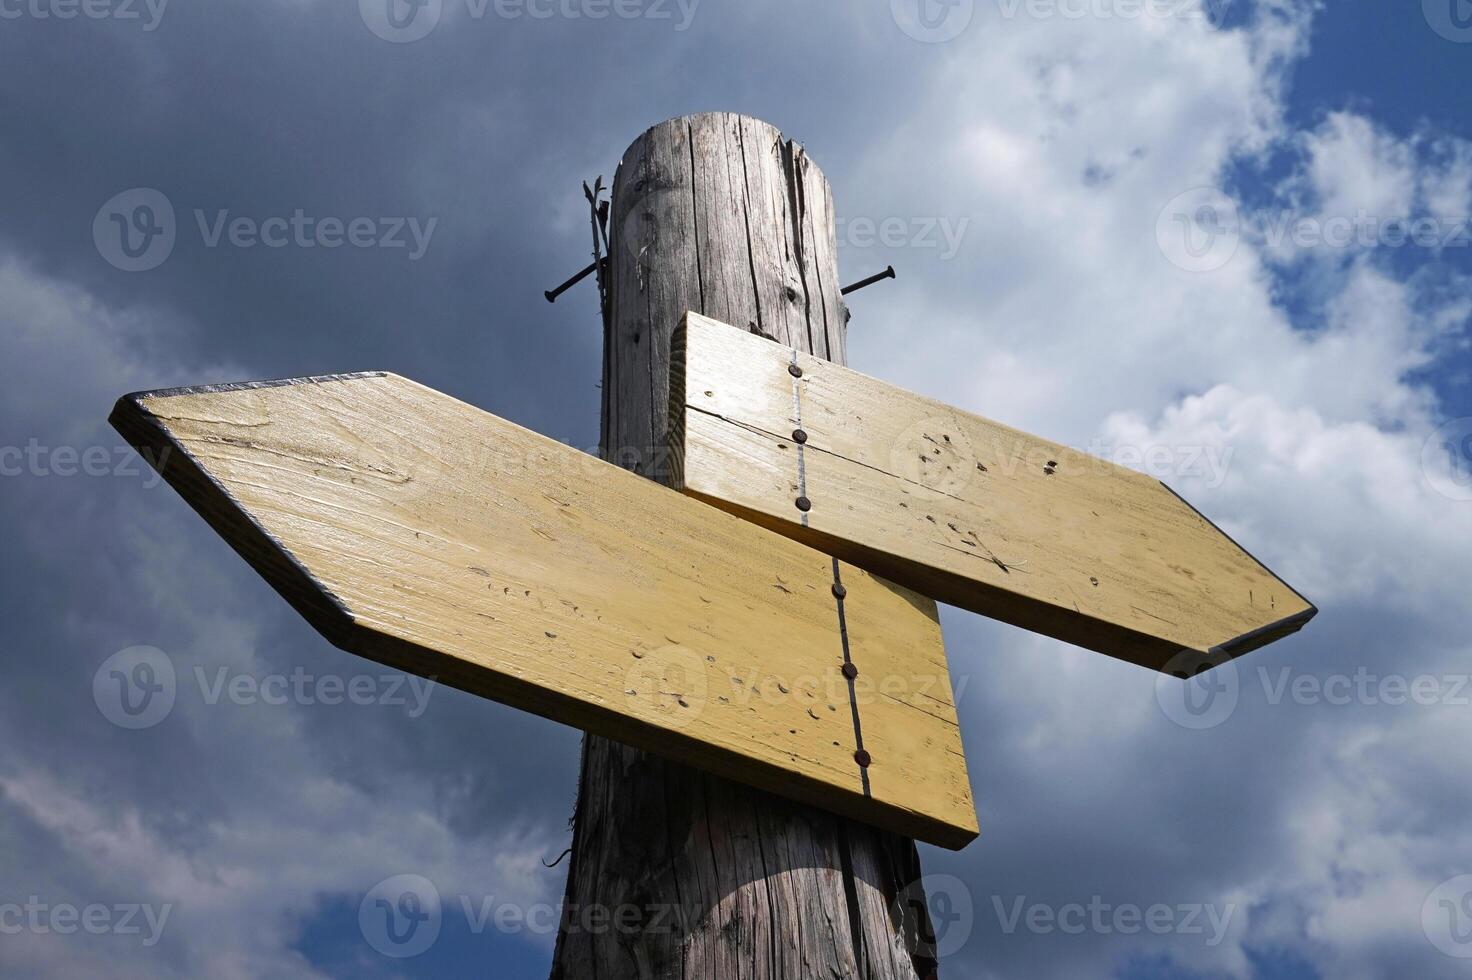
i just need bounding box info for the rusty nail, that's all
[831,582,847,600]
[795,496,812,512]
[789,364,803,379]
[841,662,858,680]
[840,265,897,297]
[544,257,605,304]
[792,428,808,444]
[854,749,872,768]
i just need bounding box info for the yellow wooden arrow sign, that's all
[670,312,1315,673]
[110,372,978,849]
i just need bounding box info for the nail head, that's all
[795,496,811,512]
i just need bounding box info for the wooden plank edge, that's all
[1157,479,1320,638]
[111,374,979,851]
[666,315,690,491]
[109,380,364,647]
[125,371,391,402]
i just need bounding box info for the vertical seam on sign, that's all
[789,349,808,528]
[832,558,871,799]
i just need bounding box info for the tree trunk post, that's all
[548,113,939,980]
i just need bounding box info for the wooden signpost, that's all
[670,312,1316,673]
[111,113,1313,977]
[109,372,977,849]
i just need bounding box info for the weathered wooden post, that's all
[548,113,939,979]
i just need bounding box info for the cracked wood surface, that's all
[553,113,947,980]
[109,372,975,849]
[670,312,1316,673]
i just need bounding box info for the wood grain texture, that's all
[109,371,976,850]
[559,114,944,980]
[671,312,1316,674]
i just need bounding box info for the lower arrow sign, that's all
[110,371,978,850]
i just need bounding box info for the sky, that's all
[1,0,1470,977]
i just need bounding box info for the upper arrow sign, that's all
[110,372,977,850]
[669,312,1316,673]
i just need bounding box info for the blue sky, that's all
[1,1,1471,978]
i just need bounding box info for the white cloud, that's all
[1420,136,1472,228]
[1301,111,1418,223]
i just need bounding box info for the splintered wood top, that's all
[670,313,1315,673]
[110,372,978,850]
